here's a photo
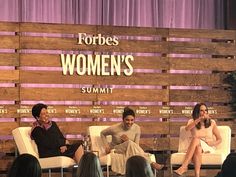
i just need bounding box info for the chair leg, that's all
[154,169,157,177]
[48,169,51,177]
[106,165,109,177]
[170,164,173,174]
[61,168,63,177]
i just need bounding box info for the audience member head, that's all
[125,155,154,177]
[7,153,41,177]
[76,152,104,177]
[192,103,211,129]
[218,153,236,177]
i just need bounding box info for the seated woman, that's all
[31,103,84,163]
[100,107,163,175]
[174,103,222,177]
[126,155,154,177]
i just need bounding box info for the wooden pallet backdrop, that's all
[0,22,236,176]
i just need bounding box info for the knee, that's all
[195,145,202,155]
[192,137,200,145]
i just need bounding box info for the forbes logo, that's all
[77,33,119,46]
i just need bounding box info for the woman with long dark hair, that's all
[174,103,222,177]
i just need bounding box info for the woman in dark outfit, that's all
[31,103,84,163]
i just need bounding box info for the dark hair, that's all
[76,152,104,177]
[125,155,154,177]
[192,103,211,129]
[7,153,41,177]
[122,107,135,120]
[221,153,236,177]
[32,103,47,119]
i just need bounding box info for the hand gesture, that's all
[205,140,215,146]
[120,134,129,142]
[65,139,70,145]
[105,146,111,154]
[203,113,211,119]
[60,146,67,153]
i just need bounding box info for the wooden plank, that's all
[0,53,19,66]
[140,137,169,151]
[0,157,14,171]
[167,73,222,86]
[170,58,236,71]
[0,105,20,118]
[20,22,97,34]
[20,70,97,84]
[169,28,236,40]
[20,53,60,67]
[140,122,169,134]
[231,137,236,150]
[0,70,19,82]
[169,89,232,103]
[0,36,19,49]
[20,36,168,53]
[0,22,19,32]
[0,140,15,153]
[170,137,179,151]
[20,70,222,86]
[169,41,236,55]
[21,121,98,134]
[170,121,236,135]
[97,89,168,102]
[20,88,97,101]
[0,88,19,101]
[97,73,222,86]
[20,22,169,37]
[20,121,169,135]
[0,122,18,135]
[20,88,168,102]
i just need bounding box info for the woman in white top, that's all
[174,103,222,177]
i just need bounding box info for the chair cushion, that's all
[39,156,76,168]
[171,152,227,165]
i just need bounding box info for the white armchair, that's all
[170,125,231,173]
[88,126,112,176]
[12,127,76,177]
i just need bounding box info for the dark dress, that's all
[31,121,83,158]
